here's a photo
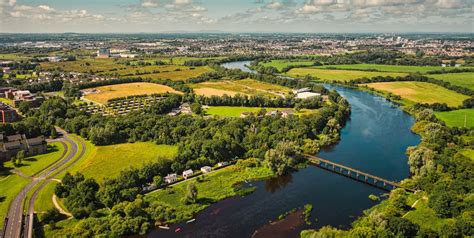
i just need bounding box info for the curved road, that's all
[3,130,85,238]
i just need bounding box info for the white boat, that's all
[186,219,196,223]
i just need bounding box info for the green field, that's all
[427,72,474,90]
[260,60,315,71]
[205,106,315,117]
[77,142,178,181]
[315,64,472,73]
[145,164,274,222]
[364,81,470,107]
[130,66,212,81]
[191,79,291,97]
[0,175,30,222]
[404,198,455,234]
[459,149,474,160]
[286,68,407,82]
[434,109,474,128]
[4,142,66,177]
[34,181,59,219]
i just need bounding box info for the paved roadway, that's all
[3,130,83,238]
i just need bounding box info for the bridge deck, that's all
[305,154,415,193]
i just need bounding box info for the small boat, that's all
[158,226,170,230]
[186,219,196,224]
[175,228,181,232]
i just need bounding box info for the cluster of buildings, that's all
[0,134,47,161]
[0,88,44,107]
[97,48,137,58]
[164,162,229,184]
[168,103,192,116]
[0,102,19,124]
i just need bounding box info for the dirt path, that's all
[52,194,72,217]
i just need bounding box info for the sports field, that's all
[191,79,291,97]
[83,82,182,104]
[427,72,474,91]
[434,109,474,128]
[260,60,315,71]
[77,142,178,181]
[315,64,472,73]
[286,68,407,81]
[364,81,470,107]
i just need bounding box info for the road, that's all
[3,130,84,238]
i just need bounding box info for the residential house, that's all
[201,166,212,173]
[0,134,47,161]
[183,169,193,179]
[164,173,177,184]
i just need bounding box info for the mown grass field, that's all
[286,68,407,81]
[260,60,315,71]
[427,72,474,91]
[315,64,472,73]
[83,82,182,104]
[3,142,66,177]
[364,81,470,107]
[191,79,291,97]
[0,175,30,222]
[34,181,58,219]
[145,165,274,222]
[434,109,474,128]
[205,106,315,117]
[77,142,178,182]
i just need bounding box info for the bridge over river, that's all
[306,155,416,193]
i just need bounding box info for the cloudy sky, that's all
[0,0,472,33]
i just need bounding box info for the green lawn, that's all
[427,72,474,91]
[34,181,58,220]
[260,60,315,71]
[54,134,93,180]
[286,68,407,82]
[145,164,274,222]
[4,142,66,177]
[316,64,472,73]
[0,175,30,222]
[77,142,178,181]
[364,81,470,107]
[459,149,474,161]
[205,106,315,117]
[0,98,13,106]
[434,109,474,128]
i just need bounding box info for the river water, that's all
[149,61,420,238]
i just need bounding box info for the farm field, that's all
[315,64,473,73]
[363,81,470,107]
[205,106,315,117]
[286,68,407,81]
[40,58,126,73]
[76,142,178,181]
[191,79,291,97]
[83,82,182,104]
[3,142,66,177]
[434,109,474,128]
[145,164,274,222]
[427,72,474,90]
[260,60,315,71]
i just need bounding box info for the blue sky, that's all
[0,0,472,33]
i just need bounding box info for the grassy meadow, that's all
[145,165,274,222]
[427,72,474,91]
[0,175,30,222]
[130,66,212,81]
[191,79,291,97]
[286,68,407,82]
[76,142,178,182]
[205,106,315,117]
[259,60,315,71]
[364,81,470,107]
[315,64,472,73]
[83,82,182,104]
[434,109,474,128]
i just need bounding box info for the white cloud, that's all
[266,2,284,9]
[9,0,16,6]
[38,5,55,12]
[141,1,158,8]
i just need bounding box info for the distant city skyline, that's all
[0,0,472,33]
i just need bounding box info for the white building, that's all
[164,173,177,183]
[201,166,212,173]
[217,162,228,167]
[296,92,321,99]
[183,169,193,179]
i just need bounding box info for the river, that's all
[149,61,420,238]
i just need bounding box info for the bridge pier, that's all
[365,176,368,182]
[374,179,377,184]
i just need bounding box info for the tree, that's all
[184,183,198,204]
[153,176,163,187]
[190,103,202,115]
[407,146,435,176]
[42,208,61,225]
[18,101,31,115]
[264,141,303,176]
